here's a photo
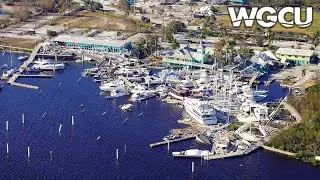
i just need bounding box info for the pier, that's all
[7,43,43,90]
[149,135,196,148]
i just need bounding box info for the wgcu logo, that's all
[228,7,313,28]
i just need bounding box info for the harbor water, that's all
[0,53,319,179]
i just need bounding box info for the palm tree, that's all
[265,28,275,49]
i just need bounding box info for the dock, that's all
[7,43,43,90]
[265,77,276,86]
[19,74,53,78]
[248,73,259,86]
[149,135,196,148]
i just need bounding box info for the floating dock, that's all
[149,135,196,148]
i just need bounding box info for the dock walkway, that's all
[7,43,43,90]
[150,136,196,148]
[262,145,296,157]
[283,102,302,124]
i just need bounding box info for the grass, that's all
[0,37,40,50]
[56,11,151,32]
[217,11,320,36]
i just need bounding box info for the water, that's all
[0,53,319,179]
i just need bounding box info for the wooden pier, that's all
[149,135,196,148]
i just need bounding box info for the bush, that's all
[47,30,57,37]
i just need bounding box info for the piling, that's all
[77,78,81,83]
[6,121,8,131]
[58,82,61,88]
[116,149,119,161]
[192,162,195,173]
[42,112,46,119]
[22,114,25,124]
[124,145,127,154]
[81,109,86,114]
[58,124,62,133]
[6,143,9,154]
[72,116,74,126]
[50,151,53,161]
[123,117,128,124]
[138,112,143,116]
[167,141,170,151]
[27,147,30,158]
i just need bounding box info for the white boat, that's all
[172,149,210,157]
[2,69,15,78]
[145,75,164,85]
[237,104,269,123]
[120,104,133,111]
[99,79,125,92]
[18,55,29,60]
[106,89,128,98]
[32,60,65,71]
[183,98,218,125]
[131,90,155,102]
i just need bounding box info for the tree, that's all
[47,30,57,37]
[171,39,179,49]
[38,0,55,13]
[167,21,186,34]
[82,0,103,11]
[311,30,320,47]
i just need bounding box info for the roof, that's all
[275,48,314,57]
[52,35,130,47]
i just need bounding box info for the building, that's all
[275,48,315,65]
[52,35,133,55]
[162,43,214,69]
[230,0,247,4]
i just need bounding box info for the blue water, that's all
[0,53,319,179]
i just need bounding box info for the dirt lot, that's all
[0,37,41,50]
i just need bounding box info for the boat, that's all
[196,134,212,145]
[119,104,133,111]
[172,149,211,157]
[183,98,218,125]
[99,79,125,92]
[2,69,15,79]
[18,55,29,61]
[163,134,179,141]
[131,90,155,102]
[168,86,190,101]
[145,75,164,85]
[106,89,128,98]
[0,64,8,70]
[32,60,65,71]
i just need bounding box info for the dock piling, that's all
[58,124,62,133]
[42,112,46,119]
[50,151,53,161]
[77,78,81,83]
[22,114,25,124]
[6,121,8,131]
[6,143,9,154]
[72,116,74,126]
[116,149,119,161]
[27,147,30,158]
[124,145,127,154]
[167,141,170,151]
[58,82,61,88]
[192,162,194,173]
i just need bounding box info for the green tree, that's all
[171,39,179,49]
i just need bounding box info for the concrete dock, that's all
[150,135,196,148]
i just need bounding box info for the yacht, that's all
[99,79,125,92]
[144,75,163,85]
[130,90,155,102]
[106,89,128,98]
[183,98,218,125]
[2,69,15,79]
[172,149,210,157]
[32,60,65,71]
